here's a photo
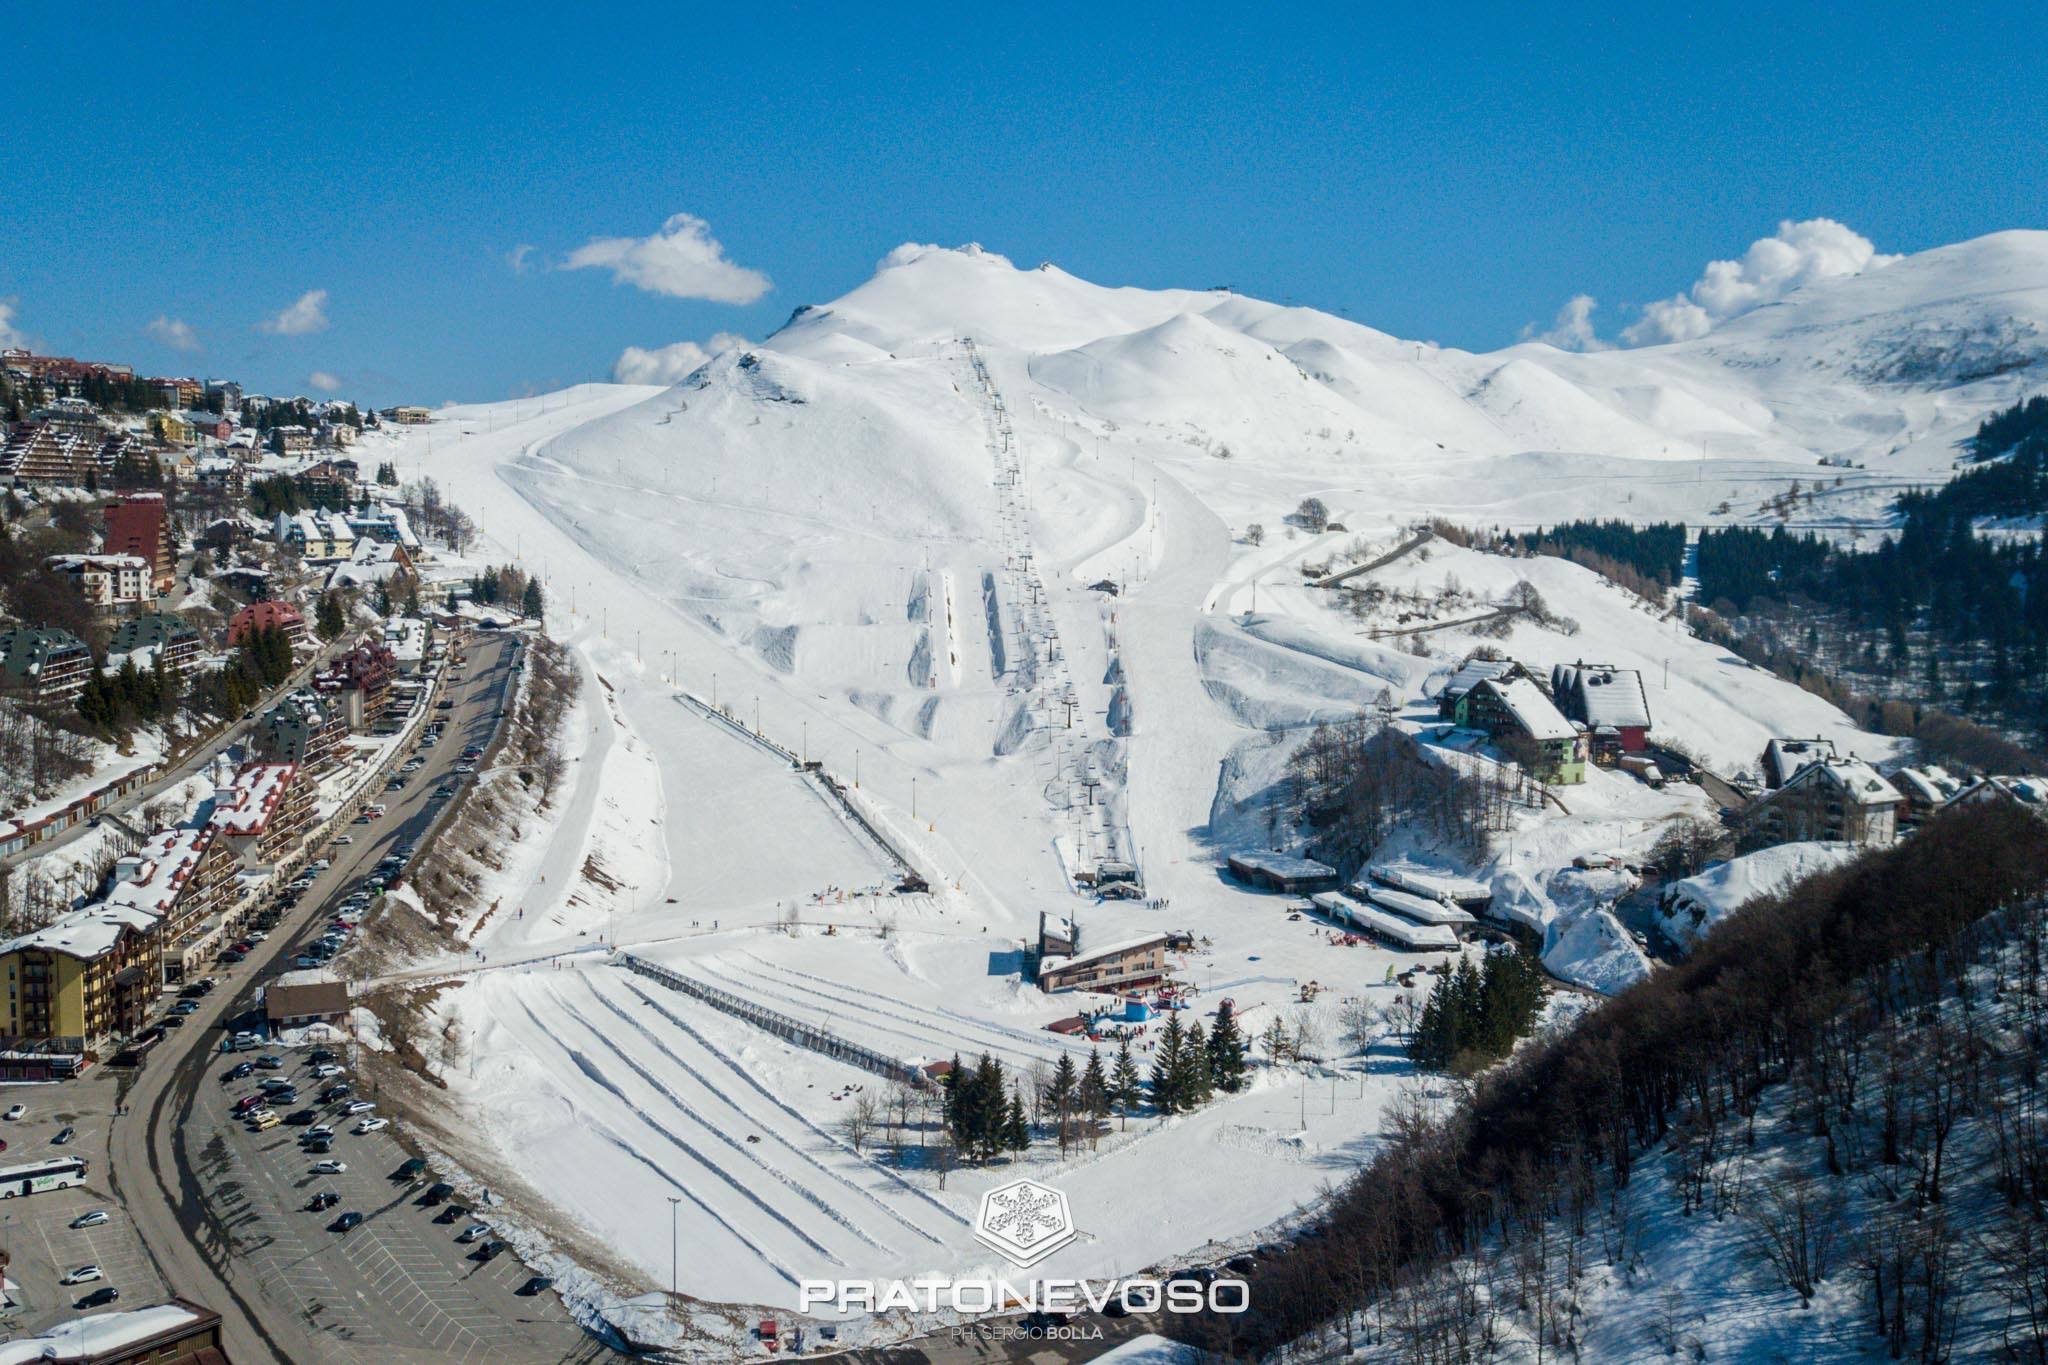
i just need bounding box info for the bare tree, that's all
[843,1092,881,1153]
[1744,1175,1844,1307]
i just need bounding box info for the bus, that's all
[0,1156,87,1199]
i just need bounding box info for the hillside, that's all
[383,227,2048,1334]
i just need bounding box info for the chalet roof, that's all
[1782,757,1902,807]
[1440,657,1517,701]
[1477,677,1577,742]
[1566,665,1652,730]
[1037,933,1171,979]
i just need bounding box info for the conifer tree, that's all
[1110,1036,1140,1131]
[1208,1000,1249,1093]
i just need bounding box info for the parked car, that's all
[160,1014,186,1029]
[354,1117,388,1134]
[233,1096,265,1115]
[52,1126,75,1145]
[292,955,319,970]
[319,1084,351,1104]
[307,1190,339,1212]
[312,1160,347,1175]
[304,1137,334,1155]
[304,1125,336,1142]
[310,1063,343,1079]
[332,834,354,846]
[171,1000,199,1016]
[457,1221,490,1243]
[255,1055,284,1070]
[518,1275,554,1296]
[4,1104,25,1121]
[286,1110,318,1127]
[75,1286,120,1309]
[476,1240,507,1262]
[218,950,245,964]
[61,1264,104,1285]
[343,1100,376,1116]
[421,1181,455,1206]
[332,1212,363,1233]
[394,1157,429,1180]
[69,1210,109,1229]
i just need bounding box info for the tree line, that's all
[1196,800,2048,1359]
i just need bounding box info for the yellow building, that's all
[0,904,160,1045]
[147,409,194,445]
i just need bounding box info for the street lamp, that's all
[668,1195,682,1296]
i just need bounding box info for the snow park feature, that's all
[340,232,2048,1348]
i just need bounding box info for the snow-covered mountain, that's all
[395,228,2048,1319]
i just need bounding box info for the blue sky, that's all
[3,1,2043,406]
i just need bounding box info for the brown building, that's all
[228,599,308,650]
[265,972,352,1030]
[104,493,177,593]
[1744,757,1903,848]
[1037,933,1172,993]
[0,1296,225,1362]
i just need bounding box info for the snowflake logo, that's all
[974,1178,1077,1268]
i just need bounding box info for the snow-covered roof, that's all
[1662,842,1865,947]
[1227,851,1336,880]
[1480,677,1577,742]
[0,1301,207,1364]
[208,762,296,836]
[1310,892,1460,950]
[1036,932,1171,978]
[1440,657,1516,700]
[1784,757,1901,807]
[1569,665,1652,730]
[0,900,159,961]
[1361,884,1476,927]
[105,826,213,918]
[1368,861,1494,905]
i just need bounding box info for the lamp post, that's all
[668,1195,681,1296]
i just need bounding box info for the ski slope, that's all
[374,229,2048,1324]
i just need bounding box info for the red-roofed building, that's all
[228,599,307,649]
[209,761,313,870]
[315,639,396,728]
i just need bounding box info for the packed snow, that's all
[356,231,2048,1331]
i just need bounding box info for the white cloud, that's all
[563,214,770,304]
[308,370,343,393]
[611,332,748,385]
[506,243,536,274]
[259,289,330,336]
[1523,294,1610,352]
[146,315,201,352]
[0,300,25,349]
[1622,218,1897,346]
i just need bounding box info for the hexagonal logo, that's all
[973,1177,1077,1268]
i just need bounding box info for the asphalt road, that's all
[98,629,595,1363]
[3,633,356,875]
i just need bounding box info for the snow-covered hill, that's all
[386,227,2048,1323]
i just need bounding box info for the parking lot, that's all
[186,1038,587,1361]
[0,1076,169,1334]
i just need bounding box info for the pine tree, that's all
[1005,1089,1031,1155]
[316,592,347,640]
[1047,1051,1079,1156]
[1208,1000,1248,1093]
[1180,1022,1214,1107]
[1080,1048,1109,1133]
[1111,1037,1140,1131]
[1150,1013,1187,1115]
[521,577,544,620]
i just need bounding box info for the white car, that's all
[69,1210,110,1229]
[332,835,354,846]
[343,1100,376,1116]
[62,1264,103,1285]
[354,1116,388,1134]
[311,1064,344,1079]
[311,1160,347,1175]
[3,1104,24,1121]
[457,1222,490,1243]
[310,859,331,872]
